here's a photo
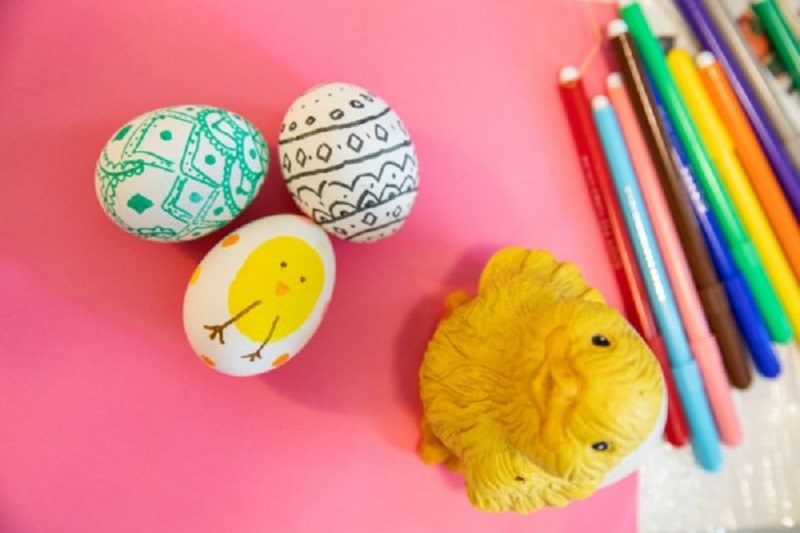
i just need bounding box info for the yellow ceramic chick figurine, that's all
[418,247,664,513]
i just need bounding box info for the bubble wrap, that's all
[639,343,800,532]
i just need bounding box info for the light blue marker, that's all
[592,95,722,472]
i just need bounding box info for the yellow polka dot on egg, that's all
[189,266,202,285]
[222,234,240,248]
[272,353,291,367]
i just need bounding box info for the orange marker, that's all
[696,52,800,280]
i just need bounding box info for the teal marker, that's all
[619,0,792,341]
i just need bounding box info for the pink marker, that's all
[606,73,741,446]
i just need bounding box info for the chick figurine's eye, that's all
[280,261,287,268]
[591,441,610,452]
[300,276,306,283]
[591,335,611,347]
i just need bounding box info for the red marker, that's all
[558,66,689,447]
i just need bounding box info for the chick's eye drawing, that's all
[203,236,325,362]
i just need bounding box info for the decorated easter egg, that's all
[278,83,419,243]
[96,105,269,242]
[183,214,335,377]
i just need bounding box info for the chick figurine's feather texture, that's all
[418,248,664,513]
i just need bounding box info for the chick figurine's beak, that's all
[540,327,580,452]
[275,281,290,296]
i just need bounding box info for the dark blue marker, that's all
[648,76,780,378]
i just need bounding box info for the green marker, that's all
[752,0,800,90]
[619,0,793,341]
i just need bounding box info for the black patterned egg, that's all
[278,83,419,243]
[95,106,269,242]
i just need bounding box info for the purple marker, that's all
[675,0,800,218]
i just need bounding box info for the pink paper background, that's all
[0,1,632,531]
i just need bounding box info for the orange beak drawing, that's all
[275,281,291,296]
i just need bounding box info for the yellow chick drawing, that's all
[203,235,325,362]
[418,247,664,513]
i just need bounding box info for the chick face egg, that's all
[96,105,269,242]
[183,214,336,376]
[278,83,419,243]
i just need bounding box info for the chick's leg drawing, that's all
[204,300,262,344]
[204,301,281,362]
[240,315,280,362]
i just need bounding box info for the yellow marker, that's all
[668,48,800,338]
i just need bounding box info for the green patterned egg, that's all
[95,106,269,242]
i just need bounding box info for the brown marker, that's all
[608,21,753,389]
